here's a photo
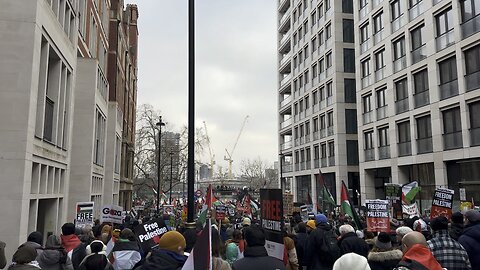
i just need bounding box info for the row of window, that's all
[44,0,76,43]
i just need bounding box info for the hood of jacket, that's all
[244,245,269,258]
[142,249,186,270]
[462,222,480,241]
[402,244,443,270]
[60,235,81,252]
[38,249,64,266]
[368,249,403,262]
[316,222,333,231]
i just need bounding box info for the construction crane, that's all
[203,121,215,179]
[224,115,249,179]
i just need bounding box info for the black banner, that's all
[134,218,169,252]
[260,189,284,260]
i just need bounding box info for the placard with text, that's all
[430,187,454,220]
[75,202,94,228]
[134,218,169,252]
[366,199,390,232]
[260,189,284,260]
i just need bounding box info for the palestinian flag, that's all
[182,219,212,270]
[322,186,336,206]
[198,185,214,225]
[340,181,363,230]
[402,181,421,204]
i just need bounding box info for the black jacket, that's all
[232,246,285,270]
[449,223,464,241]
[338,232,369,258]
[140,249,187,270]
[294,232,308,267]
[305,223,337,270]
[368,249,404,270]
[458,222,480,270]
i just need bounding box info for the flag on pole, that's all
[340,181,363,230]
[307,192,313,205]
[198,185,214,225]
[322,186,336,206]
[402,181,421,204]
[182,219,212,270]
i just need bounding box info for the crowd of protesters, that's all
[0,208,479,270]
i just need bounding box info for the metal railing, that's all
[377,106,388,120]
[414,90,429,108]
[443,131,463,150]
[412,44,427,64]
[417,137,433,154]
[375,68,384,82]
[378,145,390,159]
[393,55,407,72]
[395,98,409,114]
[398,141,412,156]
[461,15,480,38]
[392,14,406,32]
[436,30,455,52]
[364,149,375,161]
[363,111,374,124]
[439,80,459,100]
[466,70,480,92]
[470,127,480,146]
[409,1,424,21]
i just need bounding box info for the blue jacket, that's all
[458,222,480,270]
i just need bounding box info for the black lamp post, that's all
[169,152,174,204]
[187,0,195,224]
[156,116,165,215]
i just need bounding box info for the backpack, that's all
[318,229,341,264]
[70,243,88,270]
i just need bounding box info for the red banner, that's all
[366,200,390,232]
[430,188,454,220]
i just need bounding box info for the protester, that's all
[458,210,480,270]
[61,223,82,254]
[427,216,471,270]
[412,219,431,241]
[333,253,371,270]
[337,224,369,258]
[8,245,40,270]
[395,227,413,248]
[19,232,44,261]
[232,226,285,270]
[284,234,299,270]
[0,241,5,270]
[304,214,340,270]
[293,223,308,270]
[394,231,442,270]
[182,228,197,254]
[367,232,403,270]
[364,231,376,250]
[109,229,142,270]
[211,228,231,270]
[449,212,464,241]
[140,231,187,270]
[78,240,113,270]
[242,218,251,228]
[305,220,316,234]
[226,229,244,265]
[37,235,74,270]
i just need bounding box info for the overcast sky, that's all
[126,1,278,174]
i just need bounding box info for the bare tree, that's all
[133,104,207,200]
[239,157,276,190]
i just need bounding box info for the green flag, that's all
[323,186,336,206]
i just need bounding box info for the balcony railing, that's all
[314,159,320,168]
[412,45,427,64]
[280,118,292,129]
[363,111,374,124]
[280,53,292,66]
[364,149,375,161]
[377,106,388,120]
[279,9,291,26]
[461,15,480,38]
[393,55,407,72]
[392,14,406,32]
[279,30,291,47]
[327,126,334,136]
[470,127,480,146]
[280,96,291,109]
[281,140,292,150]
[436,30,455,52]
[361,74,372,88]
[395,98,409,114]
[378,145,390,159]
[413,90,429,108]
[375,68,385,82]
[374,30,384,45]
[417,137,433,154]
[361,40,370,53]
[439,79,459,100]
[280,74,292,86]
[398,141,412,156]
[326,96,333,106]
[466,70,480,92]
[444,131,463,150]
[409,1,424,21]
[321,158,327,167]
[359,5,368,20]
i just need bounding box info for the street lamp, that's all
[156,116,165,215]
[279,153,284,193]
[169,152,174,204]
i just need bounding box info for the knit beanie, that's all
[13,245,37,264]
[159,231,186,253]
[396,226,413,238]
[430,216,448,231]
[465,210,480,223]
[61,223,76,236]
[333,253,371,270]
[27,231,43,246]
[306,220,316,230]
[451,212,464,224]
[375,232,392,250]
[315,214,328,224]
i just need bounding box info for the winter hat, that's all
[315,214,328,224]
[375,232,392,250]
[430,216,448,231]
[61,223,76,236]
[306,220,316,230]
[158,231,186,253]
[244,226,266,247]
[242,217,251,226]
[413,219,428,232]
[45,235,62,249]
[12,245,37,264]
[120,228,136,241]
[27,231,43,245]
[451,212,464,224]
[333,252,371,270]
[396,226,413,238]
[465,210,480,223]
[87,240,107,254]
[356,230,364,239]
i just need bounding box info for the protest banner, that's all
[134,218,169,252]
[260,189,284,260]
[75,202,94,228]
[385,184,403,219]
[283,193,294,216]
[100,204,124,224]
[215,205,226,220]
[402,202,420,218]
[430,187,454,220]
[366,199,390,232]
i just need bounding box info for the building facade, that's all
[354,0,480,210]
[0,0,78,259]
[277,0,360,208]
